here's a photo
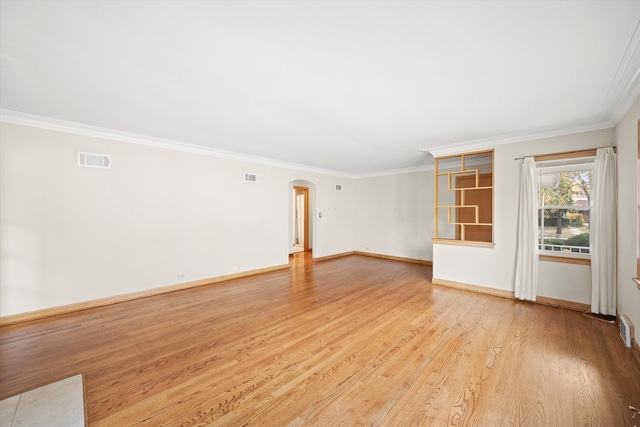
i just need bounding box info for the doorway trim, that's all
[293,186,310,252]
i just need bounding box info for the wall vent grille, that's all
[620,315,633,348]
[335,184,343,191]
[245,173,259,183]
[77,151,111,168]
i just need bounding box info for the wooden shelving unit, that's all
[434,150,494,245]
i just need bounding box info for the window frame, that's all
[533,150,596,265]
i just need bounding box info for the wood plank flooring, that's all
[1,253,639,426]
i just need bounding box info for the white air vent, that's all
[335,184,343,191]
[244,173,259,183]
[620,315,633,348]
[77,151,111,168]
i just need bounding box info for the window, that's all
[434,150,494,246]
[537,158,592,256]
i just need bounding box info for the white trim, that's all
[1,109,620,180]
[536,162,593,174]
[0,109,356,179]
[537,249,591,259]
[423,119,615,158]
[354,164,433,179]
[0,108,437,180]
[602,19,640,124]
[423,23,640,159]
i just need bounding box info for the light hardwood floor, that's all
[1,253,639,426]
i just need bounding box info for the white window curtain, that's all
[590,147,617,315]
[515,157,539,301]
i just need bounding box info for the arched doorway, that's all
[293,186,309,252]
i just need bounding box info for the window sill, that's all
[539,254,591,266]
[432,238,495,249]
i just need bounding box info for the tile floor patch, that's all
[0,394,20,427]
[0,375,84,427]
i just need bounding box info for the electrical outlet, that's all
[177,274,186,280]
[231,265,238,271]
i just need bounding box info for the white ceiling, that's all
[1,1,640,176]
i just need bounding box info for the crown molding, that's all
[354,164,434,179]
[602,18,640,124]
[0,109,356,179]
[0,109,439,180]
[424,20,640,159]
[423,119,615,158]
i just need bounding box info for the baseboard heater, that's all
[620,315,634,348]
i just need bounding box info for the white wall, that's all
[314,179,357,257]
[0,123,356,317]
[615,95,640,345]
[3,113,634,319]
[537,262,591,304]
[355,171,432,261]
[433,128,616,303]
